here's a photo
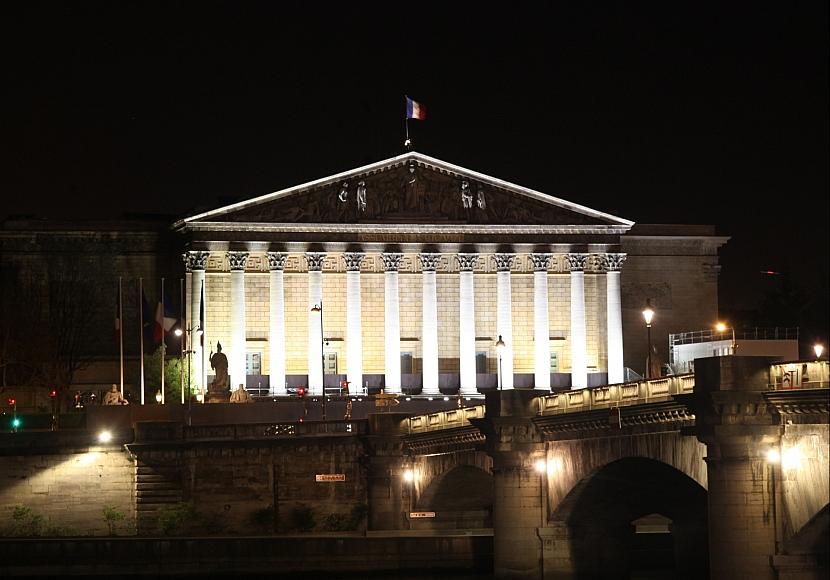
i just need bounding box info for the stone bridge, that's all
[397,357,829,580]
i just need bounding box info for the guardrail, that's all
[538,374,696,416]
[408,405,486,435]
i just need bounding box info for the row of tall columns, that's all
[184,250,627,396]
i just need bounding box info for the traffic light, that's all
[11,418,21,429]
[49,389,57,398]
[7,398,15,407]
[297,387,306,399]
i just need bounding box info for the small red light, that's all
[49,389,57,398]
[7,398,15,407]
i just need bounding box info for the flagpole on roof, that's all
[119,277,124,395]
[161,277,166,405]
[139,278,145,405]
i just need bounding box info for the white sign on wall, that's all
[409,511,436,518]
[315,474,346,482]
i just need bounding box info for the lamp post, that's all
[495,335,506,390]
[815,344,824,360]
[310,302,326,421]
[642,300,654,379]
[715,322,737,354]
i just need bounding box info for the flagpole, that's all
[180,277,185,404]
[161,277,165,405]
[139,278,145,405]
[405,117,410,150]
[118,277,124,395]
[200,279,206,404]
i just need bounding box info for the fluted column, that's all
[184,251,209,396]
[420,253,441,395]
[601,253,626,384]
[267,252,287,396]
[566,253,589,389]
[344,252,365,394]
[306,252,326,395]
[382,253,403,394]
[457,254,478,394]
[227,251,249,391]
[531,253,553,391]
[494,254,515,390]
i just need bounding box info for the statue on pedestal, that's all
[230,383,253,403]
[208,342,230,403]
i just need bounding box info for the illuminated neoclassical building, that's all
[175,152,726,397]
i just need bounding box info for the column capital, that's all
[599,253,627,272]
[227,251,249,271]
[418,253,441,272]
[267,252,287,271]
[183,251,210,272]
[456,253,478,272]
[493,253,515,272]
[305,252,326,271]
[381,252,404,272]
[565,253,589,272]
[530,253,553,272]
[343,252,366,271]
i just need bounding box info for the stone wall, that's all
[0,442,134,536]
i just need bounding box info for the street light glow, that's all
[815,344,824,359]
[403,469,414,483]
[174,328,183,337]
[534,459,547,473]
[715,322,727,333]
[766,448,781,463]
[642,301,655,326]
[98,430,112,444]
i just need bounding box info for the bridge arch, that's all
[549,457,708,580]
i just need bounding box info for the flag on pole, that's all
[154,295,178,343]
[405,96,426,120]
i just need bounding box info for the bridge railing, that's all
[408,405,486,434]
[183,420,366,441]
[538,374,696,416]
[768,360,829,390]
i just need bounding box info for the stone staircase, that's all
[135,462,183,533]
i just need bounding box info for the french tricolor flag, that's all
[405,96,426,120]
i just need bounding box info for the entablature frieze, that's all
[193,250,628,274]
[534,401,695,439]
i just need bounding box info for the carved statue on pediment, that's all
[356,181,367,212]
[461,181,473,209]
[338,182,349,203]
[476,188,486,210]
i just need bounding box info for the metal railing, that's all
[670,327,799,346]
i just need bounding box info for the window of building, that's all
[246,352,262,375]
[324,352,337,374]
[550,352,559,372]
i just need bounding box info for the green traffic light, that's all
[11,418,21,428]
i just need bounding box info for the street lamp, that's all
[495,335,506,390]
[642,300,655,379]
[310,302,326,421]
[715,322,737,355]
[815,344,824,360]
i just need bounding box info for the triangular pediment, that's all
[178,152,632,229]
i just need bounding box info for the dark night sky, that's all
[3,2,828,346]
